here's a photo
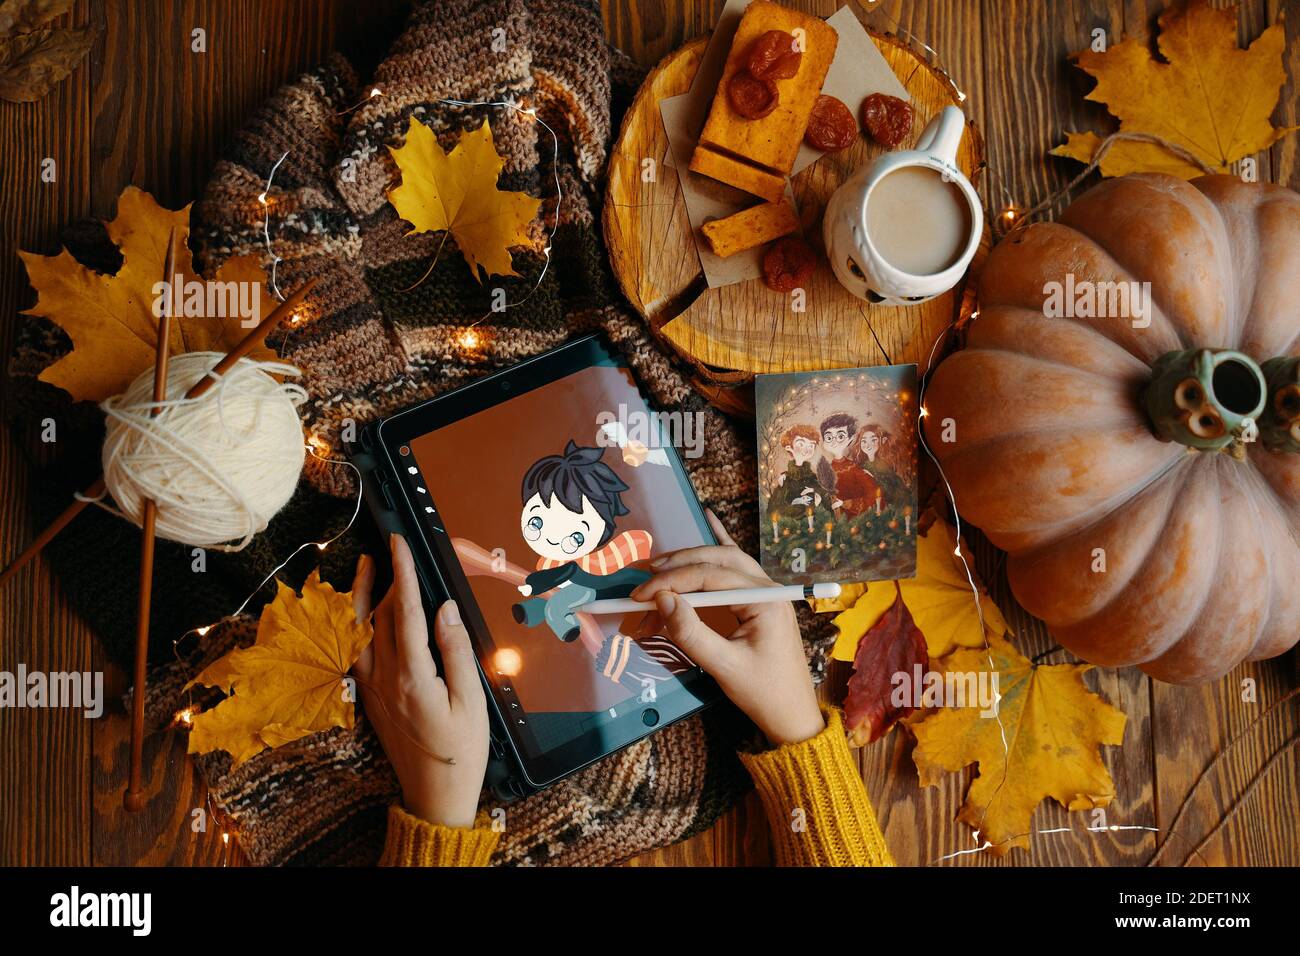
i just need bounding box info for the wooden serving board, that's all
[604,32,985,379]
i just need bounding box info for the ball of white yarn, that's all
[100,352,308,552]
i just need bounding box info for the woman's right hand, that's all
[630,512,825,747]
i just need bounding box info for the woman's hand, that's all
[351,534,490,829]
[630,511,825,747]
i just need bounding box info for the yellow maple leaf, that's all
[387,117,542,282]
[185,570,372,768]
[813,581,867,614]
[18,186,278,403]
[830,517,1007,662]
[1053,1,1297,178]
[911,634,1127,857]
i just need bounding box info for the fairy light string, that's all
[166,443,363,849]
[257,149,291,302]
[170,443,362,658]
[907,104,1288,870]
[872,12,1189,863]
[887,11,1286,860]
[259,88,564,347]
[207,40,1282,866]
[176,85,568,847]
[621,10,1287,866]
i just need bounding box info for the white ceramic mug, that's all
[822,105,983,306]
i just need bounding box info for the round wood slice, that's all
[604,32,985,379]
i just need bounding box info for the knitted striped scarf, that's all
[7,0,836,866]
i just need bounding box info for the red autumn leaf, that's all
[843,585,928,746]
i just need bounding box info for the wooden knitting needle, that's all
[0,277,318,588]
[186,277,317,400]
[124,227,178,812]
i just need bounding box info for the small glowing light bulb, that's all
[459,329,480,349]
[370,87,382,97]
[919,406,929,418]
[954,546,963,556]
[1000,204,1020,224]
[493,647,523,677]
[222,832,231,845]
[956,90,968,103]
[195,625,212,637]
[258,192,268,205]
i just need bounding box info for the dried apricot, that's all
[749,30,802,81]
[762,237,817,293]
[728,71,779,119]
[805,95,857,151]
[861,93,913,147]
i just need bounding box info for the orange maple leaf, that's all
[830,517,1008,663]
[910,634,1127,857]
[387,117,542,282]
[185,571,373,768]
[1053,1,1298,178]
[19,186,277,403]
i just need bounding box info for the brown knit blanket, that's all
[8,0,835,866]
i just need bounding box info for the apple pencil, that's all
[578,582,842,615]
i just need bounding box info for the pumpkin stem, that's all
[1144,349,1266,455]
[1260,356,1300,453]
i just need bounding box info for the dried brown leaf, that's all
[843,586,928,746]
[0,0,72,39]
[0,20,95,102]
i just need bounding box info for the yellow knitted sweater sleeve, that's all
[381,708,893,867]
[379,804,500,866]
[739,708,895,866]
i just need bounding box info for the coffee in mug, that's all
[865,166,973,277]
[823,105,983,305]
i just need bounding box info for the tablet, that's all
[368,335,728,790]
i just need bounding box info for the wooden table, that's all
[1,0,1296,867]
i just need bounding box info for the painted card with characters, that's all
[755,365,919,585]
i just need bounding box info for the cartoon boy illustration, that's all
[511,441,653,643]
[775,424,832,516]
[815,412,856,503]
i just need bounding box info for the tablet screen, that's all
[393,349,728,784]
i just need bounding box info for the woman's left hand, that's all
[351,534,490,829]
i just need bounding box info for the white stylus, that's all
[578,582,842,615]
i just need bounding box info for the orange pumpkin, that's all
[924,174,1300,684]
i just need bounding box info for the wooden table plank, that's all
[1268,0,1299,187]
[0,0,97,868]
[603,0,724,69]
